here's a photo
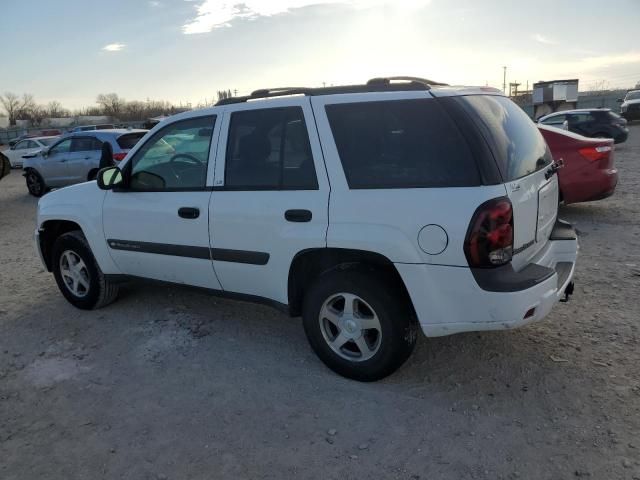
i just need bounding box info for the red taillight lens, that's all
[464,197,514,268]
[578,145,611,162]
[112,152,127,162]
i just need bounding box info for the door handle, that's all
[285,209,312,222]
[59,159,67,163]
[178,207,200,219]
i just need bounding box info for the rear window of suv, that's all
[457,95,551,181]
[325,99,481,189]
[117,132,146,150]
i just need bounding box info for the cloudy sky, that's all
[1,0,639,109]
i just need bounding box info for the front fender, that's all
[37,183,121,274]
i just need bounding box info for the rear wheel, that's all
[302,269,417,381]
[25,170,46,197]
[52,231,119,310]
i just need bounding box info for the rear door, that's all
[209,98,329,304]
[457,95,558,270]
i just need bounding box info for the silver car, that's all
[22,129,147,197]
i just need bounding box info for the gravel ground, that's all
[1,126,639,480]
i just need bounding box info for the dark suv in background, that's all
[537,108,629,144]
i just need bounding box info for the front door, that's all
[40,138,73,186]
[102,114,222,289]
[209,98,330,304]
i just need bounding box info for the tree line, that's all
[0,90,236,127]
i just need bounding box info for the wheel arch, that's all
[38,220,85,271]
[287,247,416,318]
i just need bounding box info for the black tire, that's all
[25,169,46,197]
[302,269,417,381]
[52,230,119,310]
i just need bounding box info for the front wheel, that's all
[52,231,119,310]
[302,269,417,381]
[25,170,46,197]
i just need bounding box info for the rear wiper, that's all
[545,158,564,180]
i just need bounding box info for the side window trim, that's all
[121,115,217,192]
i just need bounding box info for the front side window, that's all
[541,114,566,125]
[326,99,480,189]
[40,138,58,147]
[15,140,30,150]
[225,107,317,190]
[49,139,72,155]
[128,116,215,190]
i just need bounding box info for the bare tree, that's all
[0,92,22,125]
[47,100,67,118]
[96,93,125,118]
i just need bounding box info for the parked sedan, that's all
[537,108,629,144]
[539,124,617,204]
[22,129,147,196]
[5,136,59,168]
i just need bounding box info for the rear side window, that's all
[117,132,146,150]
[225,107,318,190]
[325,99,480,189]
[458,95,551,181]
[71,137,102,152]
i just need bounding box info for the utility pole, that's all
[234,89,238,96]
[502,66,507,95]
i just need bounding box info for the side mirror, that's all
[561,120,569,131]
[97,166,124,190]
[617,98,623,103]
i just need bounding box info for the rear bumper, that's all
[397,220,578,337]
[562,168,618,204]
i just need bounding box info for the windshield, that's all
[626,91,640,101]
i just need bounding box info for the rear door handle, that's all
[285,209,312,222]
[178,207,200,219]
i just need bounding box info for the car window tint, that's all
[50,139,72,155]
[26,141,39,149]
[542,114,565,125]
[129,116,215,190]
[71,137,98,152]
[458,95,551,181]
[117,132,146,150]
[325,99,480,189]
[225,107,317,190]
[40,138,58,146]
[15,141,29,150]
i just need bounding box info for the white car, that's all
[34,78,578,381]
[5,136,59,168]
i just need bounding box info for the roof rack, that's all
[215,76,449,105]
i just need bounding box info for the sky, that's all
[1,0,639,110]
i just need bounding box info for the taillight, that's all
[464,197,514,268]
[112,152,127,162]
[578,145,611,162]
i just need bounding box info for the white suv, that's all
[34,78,578,381]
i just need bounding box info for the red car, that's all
[538,124,618,204]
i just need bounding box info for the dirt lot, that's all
[1,126,639,480]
